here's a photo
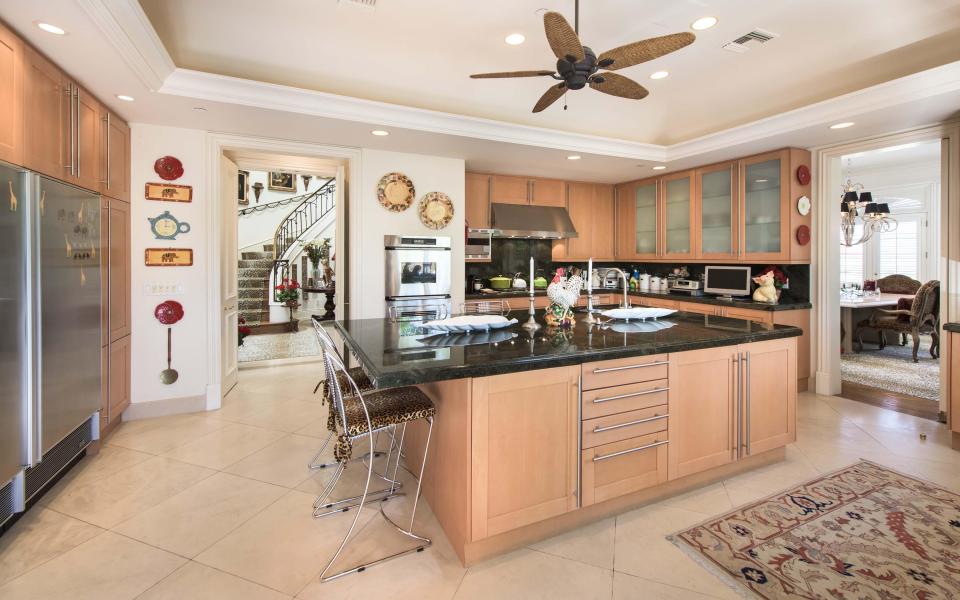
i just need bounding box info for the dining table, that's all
[840,292,914,352]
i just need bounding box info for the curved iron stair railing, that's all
[271,178,336,299]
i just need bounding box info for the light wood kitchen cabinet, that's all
[661,170,695,259]
[696,161,738,260]
[950,332,960,449]
[470,366,579,539]
[669,346,737,478]
[742,337,796,455]
[99,196,110,347]
[107,197,131,342]
[556,182,616,261]
[581,431,668,507]
[100,110,130,201]
[529,177,565,206]
[740,150,791,262]
[616,178,659,260]
[107,334,131,428]
[465,172,491,229]
[69,82,102,192]
[23,46,65,178]
[490,175,529,205]
[0,20,23,165]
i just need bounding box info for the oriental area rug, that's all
[669,460,960,599]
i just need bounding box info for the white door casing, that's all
[220,155,240,396]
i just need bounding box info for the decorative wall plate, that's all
[796,224,811,246]
[154,156,184,181]
[145,248,193,266]
[145,182,193,202]
[418,192,454,229]
[377,172,415,212]
[796,195,811,216]
[148,210,191,240]
[154,299,185,325]
[796,164,811,186]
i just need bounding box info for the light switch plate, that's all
[143,283,184,296]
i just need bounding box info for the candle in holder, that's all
[529,257,534,296]
[587,258,593,294]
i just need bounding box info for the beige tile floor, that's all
[2,361,957,599]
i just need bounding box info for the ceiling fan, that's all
[470,1,695,113]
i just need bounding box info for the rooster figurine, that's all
[545,269,582,328]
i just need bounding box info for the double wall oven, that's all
[384,235,451,318]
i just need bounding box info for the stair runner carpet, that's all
[238,244,273,326]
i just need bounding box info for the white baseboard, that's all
[123,394,208,420]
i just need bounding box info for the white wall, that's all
[129,124,210,415]
[352,149,465,319]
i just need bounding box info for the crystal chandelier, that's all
[839,162,896,246]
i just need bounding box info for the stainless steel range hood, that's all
[490,203,578,239]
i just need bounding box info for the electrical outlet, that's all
[143,283,184,296]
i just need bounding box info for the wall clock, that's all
[796,164,811,186]
[796,195,811,216]
[148,210,191,240]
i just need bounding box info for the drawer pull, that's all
[592,413,668,433]
[592,360,669,374]
[593,439,668,462]
[593,386,668,404]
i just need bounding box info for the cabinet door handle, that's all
[74,86,81,178]
[593,439,668,462]
[593,413,667,433]
[576,375,582,508]
[744,351,751,456]
[63,84,74,174]
[100,113,111,186]
[592,386,668,404]
[592,360,668,374]
[734,353,741,457]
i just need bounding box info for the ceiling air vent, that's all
[338,0,376,8]
[722,29,779,54]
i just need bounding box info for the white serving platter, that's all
[416,330,518,346]
[600,307,677,321]
[606,320,677,334]
[420,315,518,333]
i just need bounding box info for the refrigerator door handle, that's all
[28,175,43,465]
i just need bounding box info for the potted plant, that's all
[302,238,332,287]
[238,317,252,346]
[275,278,301,331]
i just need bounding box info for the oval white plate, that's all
[601,307,677,321]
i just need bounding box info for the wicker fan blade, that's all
[533,83,566,113]
[597,32,695,71]
[543,11,584,62]
[589,73,648,100]
[470,70,556,79]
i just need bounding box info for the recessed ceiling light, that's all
[567,155,581,160]
[830,122,855,129]
[36,22,66,35]
[115,94,134,102]
[691,16,718,31]
[192,106,208,112]
[649,71,669,80]
[371,129,389,136]
[652,165,666,170]
[505,33,525,46]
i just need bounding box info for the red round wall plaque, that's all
[154,300,185,325]
[154,156,184,181]
[796,164,811,186]
[796,225,811,246]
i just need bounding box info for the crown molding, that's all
[77,0,175,91]
[160,69,666,161]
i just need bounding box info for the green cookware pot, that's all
[533,276,548,289]
[488,275,512,290]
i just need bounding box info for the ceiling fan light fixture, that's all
[505,33,526,46]
[691,16,718,31]
[649,71,669,80]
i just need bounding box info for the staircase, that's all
[238,244,274,326]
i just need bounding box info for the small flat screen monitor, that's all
[704,266,752,298]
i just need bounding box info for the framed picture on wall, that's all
[238,170,249,205]
[269,171,296,192]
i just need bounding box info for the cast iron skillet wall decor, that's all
[154,156,184,181]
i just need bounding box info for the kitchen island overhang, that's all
[329,312,801,565]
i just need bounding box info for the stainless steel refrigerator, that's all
[1,162,101,527]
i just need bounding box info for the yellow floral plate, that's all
[377,172,415,212]
[418,191,454,229]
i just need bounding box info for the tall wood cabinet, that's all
[554,181,615,261]
[7,23,132,434]
[465,172,490,230]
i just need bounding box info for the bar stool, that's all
[315,336,436,582]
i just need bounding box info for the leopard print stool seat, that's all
[322,367,374,404]
[332,387,435,464]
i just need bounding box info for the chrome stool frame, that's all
[315,344,434,582]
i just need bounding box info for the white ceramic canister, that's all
[638,273,650,291]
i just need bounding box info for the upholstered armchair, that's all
[855,280,940,362]
[875,274,922,345]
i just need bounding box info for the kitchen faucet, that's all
[606,268,631,309]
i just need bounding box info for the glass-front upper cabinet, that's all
[662,171,695,259]
[697,162,737,259]
[633,179,659,258]
[741,151,789,261]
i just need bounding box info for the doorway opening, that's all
[834,139,944,420]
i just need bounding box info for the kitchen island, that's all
[332,311,801,565]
